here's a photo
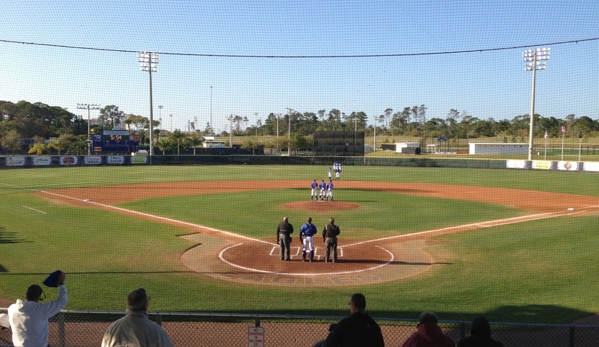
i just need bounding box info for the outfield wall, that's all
[1,154,598,172]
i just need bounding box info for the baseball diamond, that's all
[35,180,599,288]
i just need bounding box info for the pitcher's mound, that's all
[284,201,359,212]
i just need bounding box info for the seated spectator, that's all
[101,288,174,347]
[402,311,455,347]
[325,293,385,347]
[457,316,504,347]
[0,313,9,331]
[312,324,337,347]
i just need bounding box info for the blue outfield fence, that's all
[1,309,598,347]
[1,154,599,172]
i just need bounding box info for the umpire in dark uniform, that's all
[277,216,294,261]
[322,217,340,263]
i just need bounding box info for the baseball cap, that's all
[43,270,63,288]
[0,313,9,328]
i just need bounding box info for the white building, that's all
[468,143,528,155]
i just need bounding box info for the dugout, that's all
[313,131,364,156]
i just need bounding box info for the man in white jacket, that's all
[8,271,67,347]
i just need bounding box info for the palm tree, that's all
[168,129,187,154]
[184,133,203,155]
[28,142,47,155]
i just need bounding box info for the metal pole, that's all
[528,54,537,161]
[210,86,213,132]
[148,57,154,156]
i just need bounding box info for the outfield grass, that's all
[1,165,598,324]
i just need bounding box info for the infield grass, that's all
[1,165,598,324]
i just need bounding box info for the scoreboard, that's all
[92,130,140,153]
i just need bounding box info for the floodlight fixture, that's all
[77,103,101,155]
[137,51,160,156]
[522,47,550,161]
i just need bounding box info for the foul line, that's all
[39,190,274,245]
[21,205,47,214]
[342,206,599,248]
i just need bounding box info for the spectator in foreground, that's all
[311,323,337,347]
[8,271,68,347]
[101,288,174,347]
[457,316,504,347]
[0,313,9,331]
[325,293,385,347]
[402,311,455,347]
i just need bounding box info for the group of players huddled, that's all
[311,162,341,201]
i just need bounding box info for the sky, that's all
[0,1,598,133]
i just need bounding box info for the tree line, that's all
[1,99,597,154]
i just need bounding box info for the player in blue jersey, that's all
[326,180,334,201]
[334,162,341,180]
[310,179,318,201]
[299,217,318,262]
[319,180,327,201]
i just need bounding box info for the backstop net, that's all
[313,131,364,156]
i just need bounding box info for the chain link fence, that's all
[2,309,598,347]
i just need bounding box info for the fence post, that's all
[569,325,575,347]
[459,322,466,340]
[58,312,65,347]
[156,313,163,326]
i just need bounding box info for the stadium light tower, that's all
[523,47,550,161]
[77,103,101,155]
[137,51,160,156]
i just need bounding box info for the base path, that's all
[38,180,599,287]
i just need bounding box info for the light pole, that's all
[77,103,100,155]
[523,47,550,161]
[210,86,213,133]
[137,51,159,156]
[169,114,173,132]
[276,113,280,150]
[373,115,377,152]
[158,105,163,138]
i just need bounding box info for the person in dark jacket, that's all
[457,316,504,347]
[402,311,455,347]
[325,293,384,347]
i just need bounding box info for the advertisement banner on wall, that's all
[83,156,103,165]
[506,160,527,169]
[59,156,78,166]
[32,156,52,166]
[131,155,148,165]
[5,156,27,167]
[106,156,125,165]
[582,161,599,172]
[531,160,553,170]
[556,161,579,171]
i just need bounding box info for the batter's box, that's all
[268,246,344,260]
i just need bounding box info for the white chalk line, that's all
[219,244,394,276]
[39,190,599,276]
[21,205,47,214]
[40,190,272,245]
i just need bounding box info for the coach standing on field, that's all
[322,217,340,263]
[277,216,294,261]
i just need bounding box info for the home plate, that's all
[567,208,574,211]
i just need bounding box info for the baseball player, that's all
[328,167,332,180]
[334,162,341,180]
[319,180,327,201]
[299,217,317,262]
[326,180,334,201]
[310,179,318,201]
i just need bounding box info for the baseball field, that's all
[1,164,598,324]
